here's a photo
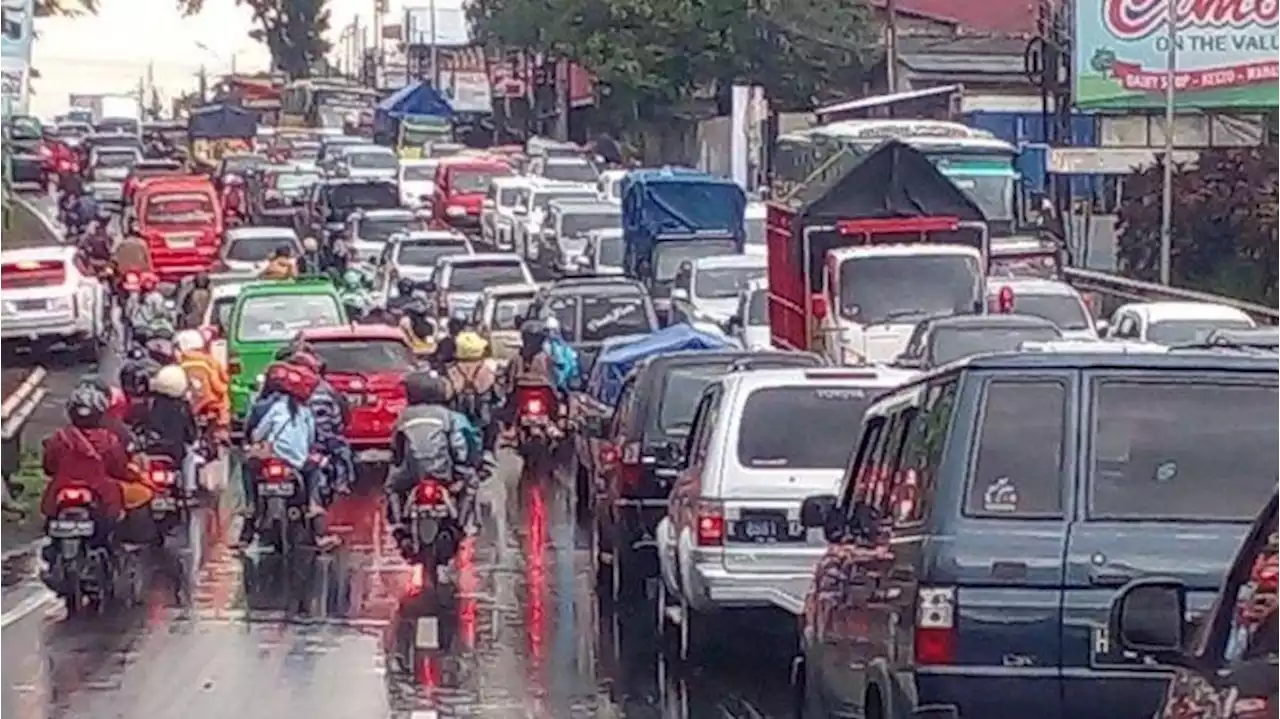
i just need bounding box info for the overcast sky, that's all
[29,0,418,117]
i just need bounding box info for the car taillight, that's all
[915,587,956,665]
[996,286,1015,314]
[597,443,619,468]
[617,441,643,487]
[695,500,725,546]
[56,487,93,506]
[228,353,242,375]
[414,481,446,505]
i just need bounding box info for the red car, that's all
[296,325,417,461]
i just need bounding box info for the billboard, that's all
[1,0,33,115]
[404,4,470,47]
[1074,0,1279,111]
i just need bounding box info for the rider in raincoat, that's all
[129,274,176,337]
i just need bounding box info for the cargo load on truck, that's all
[187,103,257,167]
[767,140,990,364]
[620,167,747,318]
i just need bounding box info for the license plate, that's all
[14,299,47,312]
[737,511,796,543]
[356,449,392,463]
[48,519,95,537]
[258,482,296,497]
[411,503,450,518]
[151,496,176,512]
[743,519,779,540]
[166,237,196,249]
[415,616,440,649]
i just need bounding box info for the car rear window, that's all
[929,325,1063,366]
[737,386,872,469]
[236,294,343,342]
[211,298,235,334]
[965,380,1066,517]
[580,295,653,342]
[359,216,420,244]
[311,340,414,374]
[657,366,726,435]
[226,236,295,262]
[492,297,533,330]
[329,183,398,211]
[1089,380,1278,521]
[447,262,526,293]
[1004,292,1091,331]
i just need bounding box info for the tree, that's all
[1115,148,1278,305]
[33,0,95,18]
[180,0,331,78]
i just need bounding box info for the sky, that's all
[29,0,426,117]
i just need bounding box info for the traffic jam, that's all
[0,105,1276,719]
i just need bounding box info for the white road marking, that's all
[0,586,59,629]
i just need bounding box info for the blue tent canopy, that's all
[588,324,734,406]
[374,81,453,135]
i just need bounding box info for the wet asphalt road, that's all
[1,196,800,719]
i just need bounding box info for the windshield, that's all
[946,173,1015,222]
[695,266,765,299]
[316,107,347,129]
[145,194,215,224]
[311,339,415,374]
[452,169,506,194]
[990,251,1060,280]
[654,239,740,281]
[596,234,625,266]
[236,294,343,342]
[544,160,600,183]
[839,254,982,324]
[746,290,768,325]
[739,387,872,468]
[447,262,527,293]
[402,163,437,182]
[291,143,320,161]
[499,187,527,206]
[211,298,235,334]
[402,125,450,147]
[658,367,725,434]
[1147,319,1255,345]
[745,217,766,247]
[95,152,139,169]
[273,172,321,192]
[561,212,618,238]
[358,216,420,244]
[347,151,397,170]
[1005,292,1091,331]
[397,242,468,268]
[533,190,596,212]
[11,118,40,139]
[930,325,1062,365]
[1090,380,1278,521]
[580,296,654,342]
[226,236,296,262]
[330,183,399,212]
[492,297,533,330]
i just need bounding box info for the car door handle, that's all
[1089,570,1135,587]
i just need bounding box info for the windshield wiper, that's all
[867,309,946,326]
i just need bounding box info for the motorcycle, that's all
[399,476,464,577]
[251,456,313,556]
[42,486,142,614]
[510,385,564,470]
[143,455,187,535]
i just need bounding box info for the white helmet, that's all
[544,315,561,332]
[174,329,206,354]
[150,364,190,399]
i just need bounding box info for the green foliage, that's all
[180,0,331,78]
[1116,147,1278,305]
[33,0,96,18]
[470,0,878,121]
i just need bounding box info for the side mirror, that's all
[1096,319,1110,338]
[670,288,690,302]
[800,494,838,529]
[1110,578,1189,663]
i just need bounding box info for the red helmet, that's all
[264,361,319,401]
[139,272,160,292]
[1251,552,1278,593]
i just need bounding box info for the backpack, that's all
[547,338,580,391]
[449,364,492,427]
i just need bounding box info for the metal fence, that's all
[1065,268,1280,326]
[2,367,48,494]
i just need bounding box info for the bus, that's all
[280,80,380,130]
[771,119,1019,228]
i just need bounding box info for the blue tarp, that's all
[620,167,747,269]
[588,324,734,406]
[187,103,257,139]
[374,81,453,136]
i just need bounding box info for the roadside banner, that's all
[1073,0,1279,111]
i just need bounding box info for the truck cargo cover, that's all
[187,103,257,140]
[621,167,747,259]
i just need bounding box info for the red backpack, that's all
[264,361,320,401]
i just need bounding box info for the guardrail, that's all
[1064,267,1280,326]
[1,368,47,509]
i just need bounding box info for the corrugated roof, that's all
[870,0,1042,37]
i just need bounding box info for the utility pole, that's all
[198,65,208,104]
[885,0,899,94]
[429,0,440,89]
[1158,0,1177,285]
[554,60,569,141]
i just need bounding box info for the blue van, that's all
[791,349,1278,719]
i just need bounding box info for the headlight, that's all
[49,296,72,312]
[446,205,466,217]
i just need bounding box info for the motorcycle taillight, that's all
[123,272,140,290]
[56,487,93,506]
[414,481,446,505]
[517,387,554,418]
[261,459,290,481]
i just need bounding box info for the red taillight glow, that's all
[262,459,289,480]
[914,587,956,665]
[597,443,619,467]
[228,353,242,375]
[147,458,176,485]
[56,487,93,506]
[414,481,446,505]
[997,286,1015,314]
[522,397,546,417]
[1,260,67,290]
[695,501,725,546]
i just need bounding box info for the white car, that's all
[0,246,105,359]
[580,228,625,276]
[89,147,141,205]
[513,180,599,262]
[730,277,771,350]
[669,253,767,327]
[201,282,247,369]
[348,208,424,264]
[743,201,767,258]
[398,158,439,207]
[482,176,531,249]
[654,366,918,659]
[435,253,536,319]
[1105,300,1257,345]
[373,230,474,305]
[596,169,627,203]
[987,277,1099,341]
[336,146,398,182]
[219,226,302,274]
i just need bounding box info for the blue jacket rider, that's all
[386,373,470,525]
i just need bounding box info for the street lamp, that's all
[1158,0,1176,285]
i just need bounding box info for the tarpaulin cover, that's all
[374,81,453,136]
[589,324,734,406]
[621,167,747,262]
[186,103,257,140]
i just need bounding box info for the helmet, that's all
[264,361,320,401]
[342,269,364,288]
[66,382,109,427]
[544,315,561,334]
[146,338,176,364]
[302,236,319,252]
[174,329,205,354]
[403,372,450,406]
[140,272,160,292]
[396,277,416,297]
[446,315,467,336]
[150,364,190,399]
[520,319,547,347]
[455,331,487,361]
[290,350,326,374]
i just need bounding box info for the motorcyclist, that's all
[287,349,354,499]
[501,320,564,435]
[180,272,213,330]
[236,360,337,550]
[386,277,420,318]
[337,267,374,311]
[400,295,439,357]
[386,373,471,557]
[221,174,246,224]
[112,229,154,277]
[445,331,501,456]
[543,315,582,392]
[141,365,201,496]
[432,314,467,370]
[298,236,323,276]
[129,273,176,337]
[174,330,230,444]
[79,215,114,275]
[259,246,298,280]
[68,190,100,237]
